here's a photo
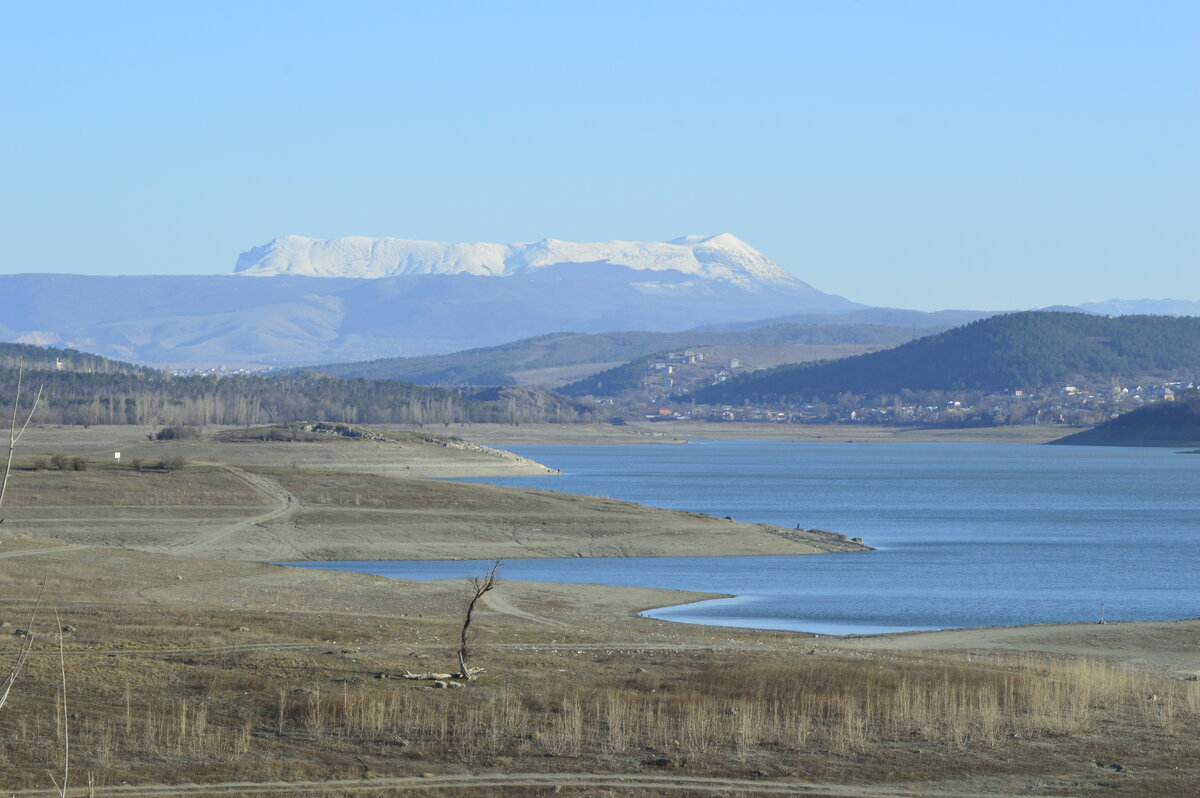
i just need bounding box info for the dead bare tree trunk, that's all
[457,561,499,680]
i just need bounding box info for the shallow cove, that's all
[290,441,1200,635]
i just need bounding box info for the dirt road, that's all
[170,465,302,558]
[4,772,1063,797]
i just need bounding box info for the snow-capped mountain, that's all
[0,234,868,367]
[234,233,804,290]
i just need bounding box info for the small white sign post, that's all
[114,452,121,462]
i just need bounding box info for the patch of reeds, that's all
[0,651,1196,789]
[270,654,1197,761]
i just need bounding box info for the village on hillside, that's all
[604,350,1192,427]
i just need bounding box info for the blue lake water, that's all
[288,441,1200,635]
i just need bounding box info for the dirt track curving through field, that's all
[170,465,302,557]
[481,586,570,628]
[3,772,1061,797]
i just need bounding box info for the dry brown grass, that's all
[3,459,268,507]
[2,635,1196,793]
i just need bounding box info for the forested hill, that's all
[1050,390,1200,446]
[0,341,152,376]
[691,312,1200,403]
[309,323,934,386]
[558,355,659,398]
[0,343,590,426]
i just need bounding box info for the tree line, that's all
[0,353,593,427]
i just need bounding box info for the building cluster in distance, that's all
[168,365,270,377]
[634,380,1193,427]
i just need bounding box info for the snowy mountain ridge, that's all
[234,233,804,289]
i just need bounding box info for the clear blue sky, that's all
[1,1,1195,311]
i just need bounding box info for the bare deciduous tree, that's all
[457,561,500,680]
[0,581,44,712]
[0,366,66,794]
[48,610,70,798]
[0,361,44,520]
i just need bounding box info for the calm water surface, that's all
[290,442,1199,635]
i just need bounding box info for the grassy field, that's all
[1,450,865,561]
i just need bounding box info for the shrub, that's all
[70,457,88,471]
[50,454,68,471]
[160,457,186,472]
[156,426,199,441]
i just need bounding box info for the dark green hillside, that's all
[467,385,589,418]
[1050,390,1200,446]
[558,355,659,397]
[0,341,151,376]
[0,343,591,427]
[310,324,935,386]
[691,313,1200,403]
